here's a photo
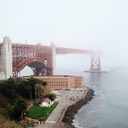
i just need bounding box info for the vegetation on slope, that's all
[0,77,48,127]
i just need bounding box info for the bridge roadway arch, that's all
[13,57,49,76]
[12,43,55,77]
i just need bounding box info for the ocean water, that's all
[73,68,128,128]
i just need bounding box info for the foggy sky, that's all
[1,0,128,70]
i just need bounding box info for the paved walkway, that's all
[36,87,88,128]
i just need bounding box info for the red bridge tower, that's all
[90,53,101,72]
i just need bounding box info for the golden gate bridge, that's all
[0,36,102,79]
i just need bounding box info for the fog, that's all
[1,0,128,73]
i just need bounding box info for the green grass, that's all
[27,102,58,120]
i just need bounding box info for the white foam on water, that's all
[72,119,84,128]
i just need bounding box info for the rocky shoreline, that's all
[61,88,94,128]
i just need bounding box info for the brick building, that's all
[34,75,85,90]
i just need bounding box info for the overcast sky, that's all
[1,0,128,71]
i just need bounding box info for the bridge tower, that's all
[0,36,12,79]
[51,42,56,75]
[90,53,101,72]
[33,42,56,76]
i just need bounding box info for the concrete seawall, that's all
[58,88,94,128]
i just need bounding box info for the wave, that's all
[72,120,83,128]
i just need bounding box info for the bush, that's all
[0,115,22,128]
[45,93,56,101]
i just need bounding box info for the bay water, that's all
[72,68,128,128]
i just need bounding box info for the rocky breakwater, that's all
[62,88,94,128]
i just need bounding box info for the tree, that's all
[11,97,27,120]
[27,77,47,102]
[42,81,47,86]
[45,93,56,101]
[16,80,31,99]
[0,78,18,100]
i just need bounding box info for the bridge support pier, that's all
[31,67,48,76]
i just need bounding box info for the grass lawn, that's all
[27,102,58,120]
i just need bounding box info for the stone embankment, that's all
[61,88,94,128]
